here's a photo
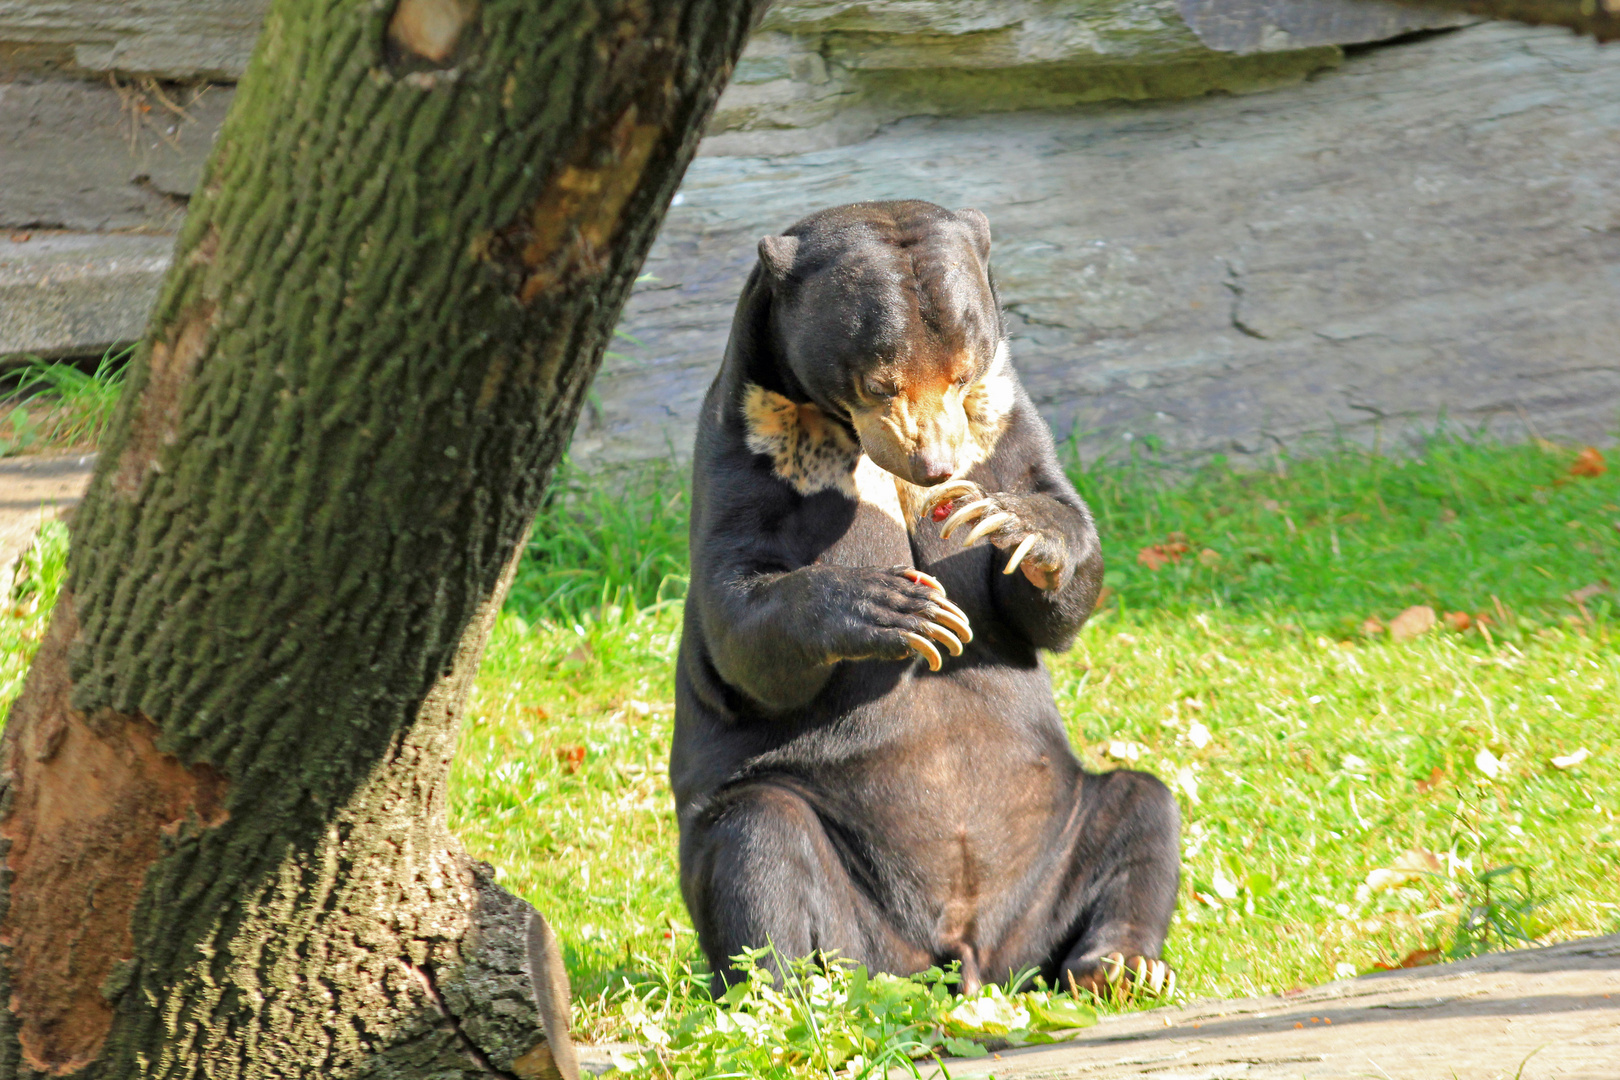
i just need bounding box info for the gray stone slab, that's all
[1179,0,1468,53]
[0,77,231,232]
[931,935,1620,1080]
[576,21,1620,468]
[0,0,268,79]
[0,231,172,361]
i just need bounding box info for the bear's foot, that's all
[1064,952,1175,1004]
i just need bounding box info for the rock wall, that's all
[3,2,1617,466]
[583,21,1620,466]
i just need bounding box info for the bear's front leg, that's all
[921,479,1097,592]
[756,564,972,670]
[701,564,973,711]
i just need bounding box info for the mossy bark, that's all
[0,0,762,1076]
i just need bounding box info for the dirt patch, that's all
[0,450,94,590]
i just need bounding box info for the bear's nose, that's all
[911,453,956,486]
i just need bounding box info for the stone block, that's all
[0,0,269,79]
[0,232,172,361]
[0,77,230,232]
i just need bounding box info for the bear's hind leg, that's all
[1052,769,1181,1000]
[681,783,926,994]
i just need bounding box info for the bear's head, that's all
[748,200,1009,488]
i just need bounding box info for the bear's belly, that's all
[808,669,1081,912]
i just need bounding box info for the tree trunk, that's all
[0,1,762,1076]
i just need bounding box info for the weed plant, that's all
[1,521,67,703]
[1,347,130,454]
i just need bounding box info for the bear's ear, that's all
[757,234,800,279]
[955,208,992,261]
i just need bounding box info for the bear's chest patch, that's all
[740,347,1016,523]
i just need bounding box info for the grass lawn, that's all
[4,430,1618,1062]
[456,434,1620,1042]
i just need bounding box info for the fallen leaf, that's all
[1415,766,1445,793]
[1192,890,1221,907]
[1474,747,1505,780]
[1442,611,1472,632]
[1197,548,1222,568]
[1187,722,1212,750]
[1568,583,1608,605]
[1551,747,1591,769]
[1137,541,1190,570]
[1389,605,1437,641]
[8,231,31,243]
[1570,446,1606,478]
[1398,948,1442,969]
[1394,849,1443,875]
[623,698,653,717]
[1211,866,1239,901]
[1360,615,1385,636]
[1365,849,1442,891]
[556,745,587,773]
[523,704,551,721]
[1094,585,1115,609]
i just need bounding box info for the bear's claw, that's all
[1065,952,1175,1004]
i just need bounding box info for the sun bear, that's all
[671,200,1180,999]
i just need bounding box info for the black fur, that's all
[672,200,1180,993]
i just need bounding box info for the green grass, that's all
[1,520,68,703]
[1,347,129,455]
[3,432,1617,1067]
[449,432,1620,1044]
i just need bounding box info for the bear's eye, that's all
[864,378,897,401]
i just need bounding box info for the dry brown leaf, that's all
[1365,849,1443,891]
[1137,541,1189,571]
[1389,605,1437,641]
[1196,548,1222,568]
[1398,948,1442,969]
[1442,611,1472,632]
[1415,766,1445,793]
[1569,582,1608,604]
[1375,948,1442,971]
[1360,616,1385,636]
[1570,446,1606,478]
[556,745,587,773]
